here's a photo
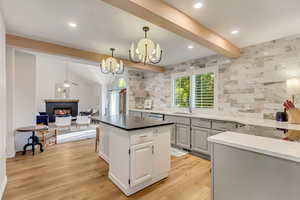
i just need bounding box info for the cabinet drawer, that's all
[130,111,142,118]
[165,115,190,125]
[142,112,151,118]
[212,120,237,131]
[191,118,212,128]
[131,131,154,145]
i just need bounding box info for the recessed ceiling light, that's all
[194,2,203,9]
[188,45,194,49]
[68,22,77,28]
[231,30,239,35]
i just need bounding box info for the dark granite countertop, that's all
[92,115,174,131]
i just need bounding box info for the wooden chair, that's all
[95,126,100,152]
[39,129,58,148]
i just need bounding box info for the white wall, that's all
[67,71,100,112]
[13,51,36,152]
[35,56,66,112]
[6,47,15,157]
[0,10,7,199]
[36,56,101,113]
[5,53,102,154]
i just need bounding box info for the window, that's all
[174,76,190,107]
[192,72,215,109]
[173,69,217,110]
[118,78,126,89]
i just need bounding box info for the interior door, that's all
[130,142,154,187]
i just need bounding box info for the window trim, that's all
[171,66,218,112]
[172,73,191,108]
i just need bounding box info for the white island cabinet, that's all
[94,115,174,196]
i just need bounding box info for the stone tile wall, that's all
[128,34,300,119]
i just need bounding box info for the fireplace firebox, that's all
[54,108,72,116]
[45,99,79,122]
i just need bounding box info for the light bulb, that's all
[63,82,71,88]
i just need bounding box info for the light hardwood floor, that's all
[4,139,211,200]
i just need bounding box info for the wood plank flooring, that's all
[4,139,211,200]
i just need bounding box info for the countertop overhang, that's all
[92,115,174,131]
[130,109,300,131]
[208,132,300,163]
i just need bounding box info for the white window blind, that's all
[192,72,215,109]
[174,76,190,107]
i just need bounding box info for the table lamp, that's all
[286,78,300,103]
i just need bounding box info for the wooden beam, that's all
[103,0,241,58]
[6,34,165,73]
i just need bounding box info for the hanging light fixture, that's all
[100,48,124,75]
[129,26,162,65]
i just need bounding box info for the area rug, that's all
[57,129,96,144]
[171,147,188,157]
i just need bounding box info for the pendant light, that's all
[100,48,124,75]
[129,26,162,65]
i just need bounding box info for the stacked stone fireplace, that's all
[45,99,79,122]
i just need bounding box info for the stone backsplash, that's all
[128,34,300,119]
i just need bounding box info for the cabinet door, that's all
[171,125,176,145]
[129,111,142,118]
[191,127,210,154]
[153,126,171,176]
[130,142,154,187]
[175,124,191,149]
[99,125,109,162]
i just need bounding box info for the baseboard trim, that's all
[0,175,7,199]
[98,152,109,163]
[109,172,168,196]
[108,172,129,195]
[6,150,16,158]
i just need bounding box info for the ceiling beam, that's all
[6,34,165,73]
[103,0,241,58]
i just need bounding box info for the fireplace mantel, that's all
[44,99,79,103]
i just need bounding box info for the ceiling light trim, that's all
[194,2,203,9]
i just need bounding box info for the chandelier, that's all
[129,26,162,65]
[100,48,124,75]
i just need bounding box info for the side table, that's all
[16,125,48,155]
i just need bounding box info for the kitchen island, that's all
[92,115,174,196]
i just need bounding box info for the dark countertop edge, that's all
[95,120,174,131]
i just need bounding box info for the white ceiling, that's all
[165,0,300,47]
[30,50,113,85]
[0,0,214,66]
[2,0,300,67]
